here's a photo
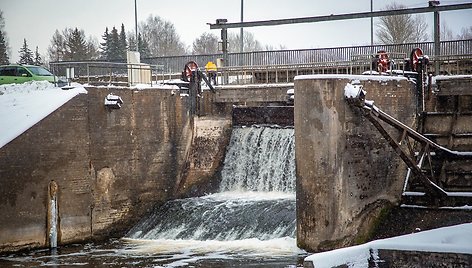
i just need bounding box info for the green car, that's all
[0,64,63,85]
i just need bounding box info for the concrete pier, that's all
[294,75,417,252]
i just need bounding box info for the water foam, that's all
[123,126,302,266]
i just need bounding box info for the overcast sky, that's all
[2,0,472,62]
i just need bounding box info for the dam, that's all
[1,65,472,267]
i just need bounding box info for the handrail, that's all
[49,40,472,85]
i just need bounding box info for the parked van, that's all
[0,64,64,86]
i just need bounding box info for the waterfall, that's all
[219,126,295,193]
[124,125,301,263]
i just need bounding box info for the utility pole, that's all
[430,1,441,75]
[370,0,374,73]
[217,19,228,84]
[240,0,244,53]
[135,0,138,51]
[370,0,373,46]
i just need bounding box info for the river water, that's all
[0,126,307,267]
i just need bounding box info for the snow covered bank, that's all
[304,223,472,268]
[0,81,87,148]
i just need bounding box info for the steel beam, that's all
[209,3,472,29]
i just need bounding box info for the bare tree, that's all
[47,28,99,62]
[228,30,263,52]
[458,26,472,39]
[47,29,67,62]
[376,3,429,44]
[264,44,287,51]
[192,32,218,55]
[441,21,455,41]
[140,15,187,56]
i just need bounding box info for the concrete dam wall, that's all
[295,75,417,252]
[0,86,231,252]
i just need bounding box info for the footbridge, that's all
[50,39,472,86]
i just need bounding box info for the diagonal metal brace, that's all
[363,110,447,198]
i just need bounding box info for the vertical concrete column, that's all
[295,75,416,252]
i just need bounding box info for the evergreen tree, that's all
[0,10,10,63]
[0,29,9,64]
[33,46,43,66]
[18,38,33,65]
[118,23,127,60]
[86,36,99,60]
[65,27,88,61]
[108,26,120,61]
[47,27,97,62]
[128,34,137,51]
[137,33,151,58]
[100,27,110,60]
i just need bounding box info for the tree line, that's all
[1,6,472,66]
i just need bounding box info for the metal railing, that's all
[49,39,472,86]
[49,61,165,86]
[141,39,472,73]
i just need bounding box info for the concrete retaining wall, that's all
[0,82,296,253]
[374,249,472,267]
[295,75,417,252]
[0,86,231,252]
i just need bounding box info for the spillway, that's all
[123,125,302,266]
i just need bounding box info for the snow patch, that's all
[344,82,364,99]
[295,74,407,82]
[431,74,472,85]
[304,223,472,268]
[0,81,87,148]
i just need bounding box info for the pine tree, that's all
[65,28,88,61]
[0,10,10,64]
[118,23,127,60]
[138,33,151,58]
[18,38,33,65]
[0,29,9,64]
[128,35,137,51]
[33,46,43,66]
[108,26,120,61]
[100,27,110,60]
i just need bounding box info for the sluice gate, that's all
[345,81,472,207]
